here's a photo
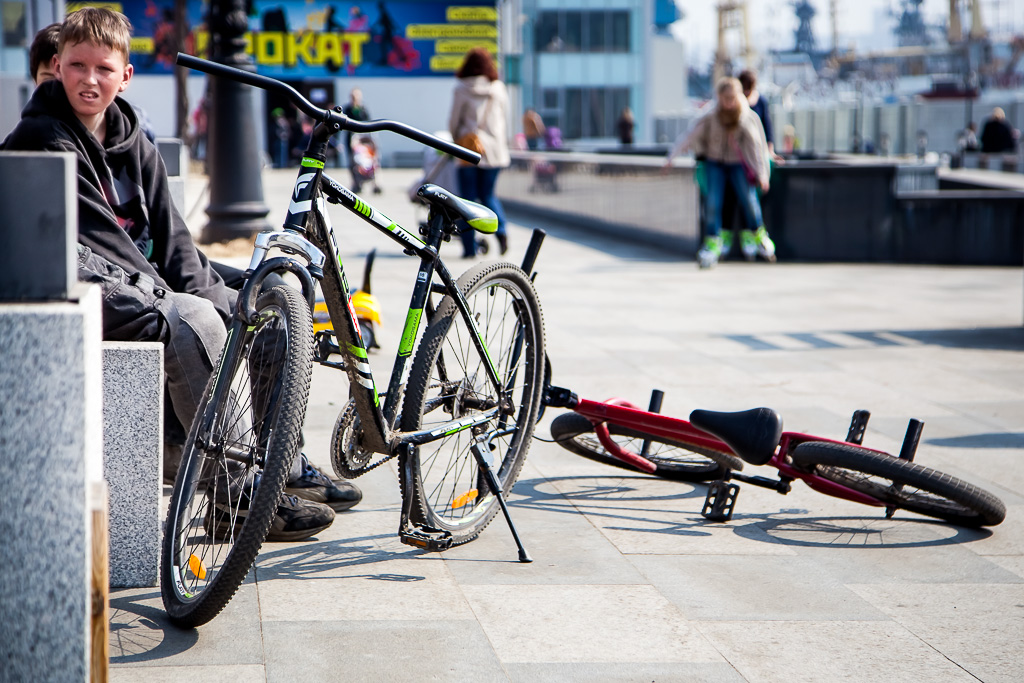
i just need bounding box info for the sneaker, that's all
[740,229,758,261]
[267,494,335,541]
[285,454,363,512]
[754,226,777,262]
[204,490,335,542]
[697,235,723,268]
[741,227,776,262]
[720,230,733,259]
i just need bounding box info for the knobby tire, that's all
[790,441,1005,527]
[399,262,545,546]
[160,286,313,627]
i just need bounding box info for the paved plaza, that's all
[108,166,1024,682]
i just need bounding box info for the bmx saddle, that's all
[689,408,783,466]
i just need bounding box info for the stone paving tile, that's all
[696,620,979,683]
[631,555,889,622]
[262,620,507,681]
[255,548,473,622]
[110,664,266,682]
[462,584,726,664]
[108,579,263,667]
[505,661,746,682]
[847,583,1024,683]
[987,555,1024,579]
[440,464,654,586]
[787,536,1022,585]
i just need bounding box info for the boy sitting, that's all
[4,8,358,539]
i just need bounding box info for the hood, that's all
[457,75,497,97]
[22,79,140,151]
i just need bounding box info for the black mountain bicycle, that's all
[162,54,546,627]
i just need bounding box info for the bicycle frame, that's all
[242,149,511,458]
[564,395,892,509]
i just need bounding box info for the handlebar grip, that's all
[175,52,480,165]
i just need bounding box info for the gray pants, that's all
[77,245,303,484]
[77,245,228,432]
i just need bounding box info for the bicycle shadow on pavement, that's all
[733,514,994,549]
[513,475,995,549]
[251,531,430,582]
[108,590,198,663]
[511,474,719,539]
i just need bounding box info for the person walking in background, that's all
[449,47,511,257]
[738,70,777,160]
[781,124,800,155]
[963,122,979,152]
[523,108,545,151]
[980,107,1018,154]
[616,107,635,146]
[664,77,774,268]
[342,88,373,190]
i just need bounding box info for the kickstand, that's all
[471,439,532,563]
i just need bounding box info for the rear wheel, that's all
[160,286,313,627]
[399,262,545,546]
[790,441,1005,527]
[549,412,739,481]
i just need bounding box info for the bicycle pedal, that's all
[399,525,454,552]
[702,480,740,522]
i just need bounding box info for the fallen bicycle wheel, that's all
[160,286,313,627]
[549,412,738,481]
[790,441,1005,527]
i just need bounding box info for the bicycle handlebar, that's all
[176,53,481,165]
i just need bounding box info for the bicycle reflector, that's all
[188,554,207,580]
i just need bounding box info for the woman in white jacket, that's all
[448,47,511,257]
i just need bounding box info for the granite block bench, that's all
[101,342,163,588]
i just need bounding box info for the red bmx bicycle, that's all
[545,387,1005,527]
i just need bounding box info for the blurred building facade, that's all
[1,0,688,161]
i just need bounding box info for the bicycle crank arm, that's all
[471,440,532,563]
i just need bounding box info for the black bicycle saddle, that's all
[689,408,783,466]
[417,183,497,234]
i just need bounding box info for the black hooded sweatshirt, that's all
[4,80,231,323]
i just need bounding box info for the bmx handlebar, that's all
[175,53,481,165]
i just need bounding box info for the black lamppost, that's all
[202,0,269,243]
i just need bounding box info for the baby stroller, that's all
[351,134,381,194]
[408,136,490,255]
[529,126,562,193]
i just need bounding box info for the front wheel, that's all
[790,441,1005,527]
[549,413,737,481]
[160,286,313,627]
[399,262,545,546]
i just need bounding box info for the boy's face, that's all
[55,40,132,120]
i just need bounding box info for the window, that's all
[536,10,631,53]
[535,12,560,52]
[543,87,631,140]
[610,11,630,52]
[588,12,607,52]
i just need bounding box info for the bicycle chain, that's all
[339,450,397,478]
